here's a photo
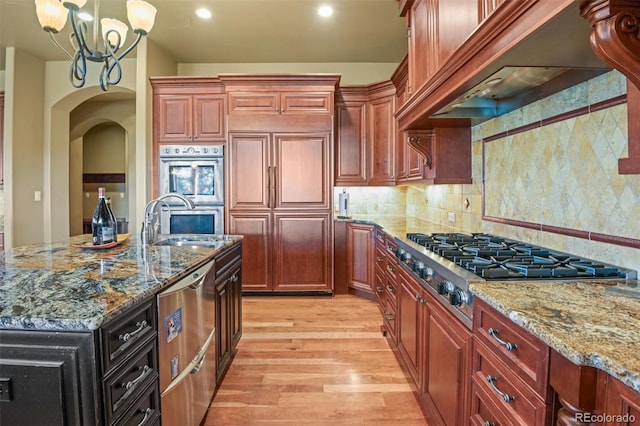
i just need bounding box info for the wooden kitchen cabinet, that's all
[228,131,333,293]
[155,93,226,143]
[228,91,333,115]
[367,82,397,186]
[405,128,472,184]
[421,296,472,426]
[346,222,375,298]
[397,267,427,387]
[335,88,368,186]
[473,298,553,425]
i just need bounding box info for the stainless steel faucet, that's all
[141,193,196,245]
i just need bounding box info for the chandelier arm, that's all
[115,32,143,62]
[70,49,87,88]
[100,44,123,90]
[68,9,93,57]
[48,32,74,61]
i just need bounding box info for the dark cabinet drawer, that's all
[215,244,242,278]
[472,339,550,426]
[469,378,513,426]
[100,298,157,373]
[382,297,397,344]
[113,380,161,426]
[473,299,551,400]
[103,338,159,425]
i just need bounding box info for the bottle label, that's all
[102,227,115,243]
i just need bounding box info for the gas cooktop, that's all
[406,232,636,280]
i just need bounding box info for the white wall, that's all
[177,62,399,86]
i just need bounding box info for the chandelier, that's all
[34,0,157,91]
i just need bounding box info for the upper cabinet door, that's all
[193,95,226,141]
[280,92,333,115]
[273,133,331,210]
[335,99,367,186]
[367,94,396,186]
[228,91,332,115]
[157,95,193,142]
[228,92,280,114]
[228,133,271,210]
[156,94,225,143]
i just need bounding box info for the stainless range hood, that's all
[431,66,610,122]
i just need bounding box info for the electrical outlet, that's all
[34,191,41,202]
[448,212,456,223]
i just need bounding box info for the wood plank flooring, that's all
[202,294,430,426]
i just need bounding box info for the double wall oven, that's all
[158,144,224,235]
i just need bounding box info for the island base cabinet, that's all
[0,331,98,426]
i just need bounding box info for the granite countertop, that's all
[337,215,640,392]
[470,279,640,392]
[0,234,242,332]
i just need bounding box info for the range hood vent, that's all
[431,66,610,123]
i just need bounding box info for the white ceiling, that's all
[0,0,408,70]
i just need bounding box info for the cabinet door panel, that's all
[368,96,396,185]
[228,133,270,210]
[272,213,332,292]
[193,95,225,141]
[397,270,423,386]
[281,92,332,114]
[157,95,192,142]
[335,101,367,185]
[274,133,331,209]
[424,303,471,426]
[228,213,271,291]
[228,92,279,114]
[346,223,374,294]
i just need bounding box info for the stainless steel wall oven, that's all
[158,144,224,234]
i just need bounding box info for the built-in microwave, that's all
[158,145,224,206]
[160,206,224,235]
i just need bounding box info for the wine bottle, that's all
[105,196,118,240]
[92,187,116,245]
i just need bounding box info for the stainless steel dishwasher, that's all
[157,259,216,426]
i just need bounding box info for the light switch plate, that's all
[0,378,13,402]
[448,212,456,223]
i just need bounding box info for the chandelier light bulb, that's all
[127,0,157,34]
[35,0,68,33]
[101,18,128,48]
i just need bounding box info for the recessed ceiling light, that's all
[196,8,212,19]
[318,5,333,17]
[77,12,93,22]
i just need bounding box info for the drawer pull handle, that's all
[123,365,151,391]
[119,321,148,342]
[377,256,383,262]
[386,284,395,294]
[486,375,515,403]
[384,312,394,321]
[376,286,384,294]
[414,294,426,304]
[136,408,154,426]
[483,422,496,426]
[488,328,517,351]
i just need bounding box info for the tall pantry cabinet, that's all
[220,75,340,293]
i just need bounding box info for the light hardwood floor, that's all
[202,294,430,426]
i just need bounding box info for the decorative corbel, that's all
[580,0,640,174]
[406,130,433,169]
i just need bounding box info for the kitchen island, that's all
[0,233,242,426]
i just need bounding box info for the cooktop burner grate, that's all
[406,232,632,280]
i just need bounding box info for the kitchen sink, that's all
[154,234,231,249]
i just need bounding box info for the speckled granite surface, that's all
[470,280,640,392]
[0,234,241,331]
[337,215,640,393]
